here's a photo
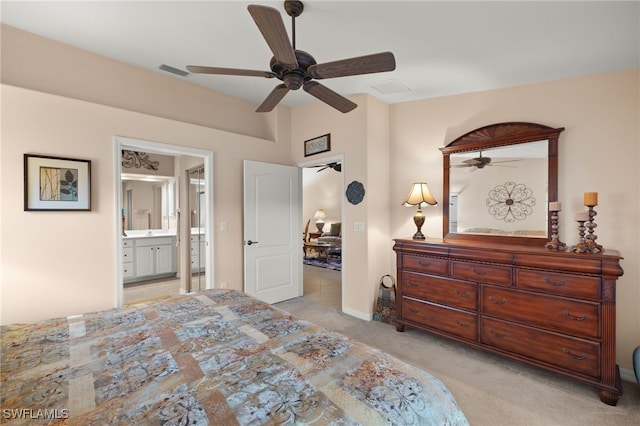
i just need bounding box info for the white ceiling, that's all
[2,1,638,109]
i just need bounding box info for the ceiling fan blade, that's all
[256,84,289,112]
[307,52,396,79]
[490,159,523,164]
[303,81,357,113]
[186,66,276,78]
[247,5,298,69]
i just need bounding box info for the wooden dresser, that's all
[393,238,624,405]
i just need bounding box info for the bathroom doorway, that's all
[114,136,214,306]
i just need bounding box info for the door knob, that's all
[246,240,258,245]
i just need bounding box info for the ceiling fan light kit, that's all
[187,1,396,113]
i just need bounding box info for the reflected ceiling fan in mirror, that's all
[187,1,396,113]
[310,162,341,173]
[452,152,522,170]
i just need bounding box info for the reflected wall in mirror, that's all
[441,122,564,246]
[122,174,176,230]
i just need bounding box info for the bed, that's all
[1,289,468,425]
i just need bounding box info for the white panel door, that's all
[243,160,302,303]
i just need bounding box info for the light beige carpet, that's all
[275,296,640,426]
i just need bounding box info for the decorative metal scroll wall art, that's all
[121,150,159,171]
[486,182,535,222]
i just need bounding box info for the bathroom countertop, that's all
[122,229,205,239]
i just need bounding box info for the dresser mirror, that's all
[440,122,564,246]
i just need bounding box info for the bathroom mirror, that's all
[441,122,564,246]
[122,174,176,230]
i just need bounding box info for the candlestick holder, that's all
[545,209,566,251]
[584,205,602,253]
[570,220,589,253]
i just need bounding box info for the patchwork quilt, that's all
[1,289,468,425]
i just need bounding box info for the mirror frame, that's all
[440,122,564,246]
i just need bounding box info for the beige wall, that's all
[1,84,292,323]
[292,95,393,319]
[1,24,638,372]
[388,69,640,371]
[0,25,278,141]
[302,167,342,231]
[1,24,294,324]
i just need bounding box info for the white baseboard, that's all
[342,306,371,321]
[620,367,637,384]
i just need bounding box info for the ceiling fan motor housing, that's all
[270,50,316,90]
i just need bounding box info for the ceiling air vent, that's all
[159,64,189,77]
[370,79,410,94]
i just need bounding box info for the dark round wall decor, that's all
[346,181,365,205]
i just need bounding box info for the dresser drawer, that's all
[402,272,477,310]
[403,298,477,341]
[481,317,600,378]
[516,269,600,301]
[451,261,511,286]
[402,255,448,276]
[482,286,599,339]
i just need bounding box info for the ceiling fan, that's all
[187,1,396,113]
[452,152,521,170]
[310,162,341,173]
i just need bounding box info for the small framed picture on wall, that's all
[24,154,91,211]
[304,133,331,157]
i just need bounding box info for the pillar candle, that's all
[549,201,561,211]
[574,211,589,221]
[583,192,598,206]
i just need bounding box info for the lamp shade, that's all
[313,209,326,220]
[313,209,326,232]
[402,182,437,207]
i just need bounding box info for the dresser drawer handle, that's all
[489,328,507,338]
[407,281,419,287]
[455,319,470,328]
[488,295,507,305]
[455,289,471,298]
[471,267,489,276]
[563,348,588,360]
[408,307,420,314]
[544,277,567,287]
[563,310,588,321]
[418,260,431,267]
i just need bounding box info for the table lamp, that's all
[403,182,437,240]
[313,209,326,232]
